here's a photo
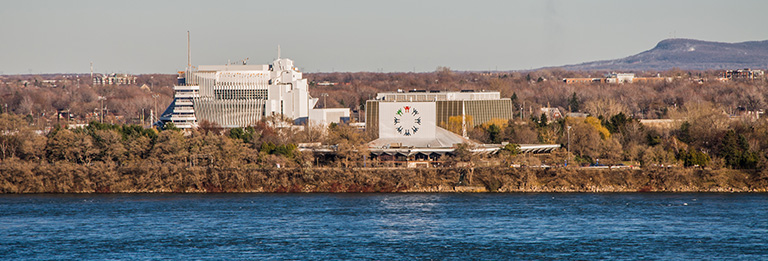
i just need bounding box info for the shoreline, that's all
[2,163,767,193]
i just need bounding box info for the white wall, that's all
[310,108,350,125]
[378,102,436,140]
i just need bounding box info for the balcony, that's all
[175,100,193,106]
[170,115,197,121]
[173,108,195,113]
[174,92,200,98]
[174,85,200,91]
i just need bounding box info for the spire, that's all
[277,45,281,59]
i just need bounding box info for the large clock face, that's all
[393,105,422,136]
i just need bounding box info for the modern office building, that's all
[365,90,514,137]
[365,97,557,167]
[159,57,346,129]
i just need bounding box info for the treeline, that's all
[465,104,768,169]
[0,113,376,193]
[307,68,766,120]
[0,74,175,128]
[1,107,767,193]
[3,69,765,127]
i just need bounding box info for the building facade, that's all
[160,57,319,128]
[93,73,137,85]
[724,69,765,80]
[365,90,513,137]
[563,73,671,84]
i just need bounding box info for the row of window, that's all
[214,89,268,100]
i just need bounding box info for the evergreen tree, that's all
[678,121,692,144]
[539,113,548,127]
[679,148,710,167]
[510,92,519,110]
[487,124,502,144]
[568,92,580,112]
[719,130,757,169]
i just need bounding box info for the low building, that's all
[564,73,671,84]
[365,90,514,136]
[308,108,351,126]
[633,77,672,83]
[93,73,137,85]
[539,107,563,123]
[724,69,764,80]
[364,95,557,167]
[605,73,635,83]
[563,78,604,84]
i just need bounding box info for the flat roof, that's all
[197,64,269,71]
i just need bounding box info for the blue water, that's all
[1,193,766,260]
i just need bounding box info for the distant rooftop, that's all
[197,64,270,71]
[369,126,478,148]
[375,90,502,102]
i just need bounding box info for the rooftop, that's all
[375,90,502,102]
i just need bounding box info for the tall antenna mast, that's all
[187,31,191,69]
[277,45,281,59]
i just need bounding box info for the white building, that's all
[605,73,635,83]
[160,56,348,129]
[93,73,137,85]
[309,108,350,126]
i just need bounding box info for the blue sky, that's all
[1,0,766,74]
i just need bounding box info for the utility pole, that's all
[152,94,158,123]
[321,93,328,108]
[567,125,572,153]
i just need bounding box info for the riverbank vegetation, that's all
[1,110,767,193]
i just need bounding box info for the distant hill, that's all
[554,38,768,71]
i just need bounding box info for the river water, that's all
[1,193,766,260]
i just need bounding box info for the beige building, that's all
[365,90,513,137]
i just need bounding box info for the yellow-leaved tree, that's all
[584,116,610,139]
[443,115,473,135]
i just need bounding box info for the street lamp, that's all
[566,125,572,153]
